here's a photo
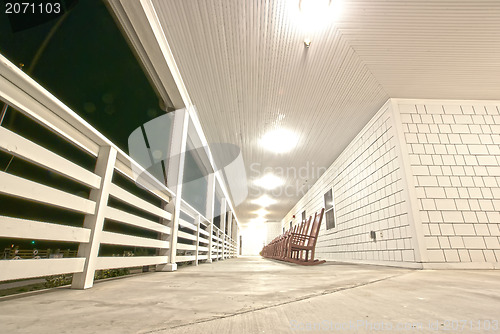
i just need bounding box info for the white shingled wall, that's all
[265,221,283,244]
[281,98,500,269]
[281,100,418,267]
[396,99,500,267]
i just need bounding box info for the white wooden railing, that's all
[177,199,236,263]
[0,53,236,289]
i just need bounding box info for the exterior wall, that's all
[396,100,500,267]
[282,101,418,267]
[282,98,500,269]
[265,221,283,244]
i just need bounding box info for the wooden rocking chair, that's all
[285,208,325,265]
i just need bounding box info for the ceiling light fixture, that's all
[297,0,343,45]
[254,174,285,190]
[254,208,269,217]
[299,0,332,18]
[260,128,299,153]
[252,195,277,207]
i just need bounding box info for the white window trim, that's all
[323,187,336,230]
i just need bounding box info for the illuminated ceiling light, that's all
[297,0,343,36]
[299,0,332,17]
[254,174,285,190]
[260,128,299,153]
[254,208,269,217]
[252,195,277,207]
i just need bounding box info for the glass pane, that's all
[324,189,333,210]
[326,209,335,230]
[213,185,222,228]
[181,148,208,217]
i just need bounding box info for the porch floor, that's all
[1,257,499,333]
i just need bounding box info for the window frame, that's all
[323,188,336,230]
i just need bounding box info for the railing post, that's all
[209,228,213,262]
[157,108,189,272]
[208,223,214,263]
[216,229,220,261]
[205,173,215,263]
[71,146,117,290]
[236,225,240,256]
[233,220,236,257]
[220,200,226,260]
[156,201,171,267]
[195,214,200,266]
[227,212,232,258]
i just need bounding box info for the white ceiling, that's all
[150,0,500,224]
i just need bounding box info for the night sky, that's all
[0,0,163,151]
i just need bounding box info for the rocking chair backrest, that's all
[304,215,313,238]
[298,215,312,246]
[306,208,325,247]
[297,222,304,236]
[298,219,306,236]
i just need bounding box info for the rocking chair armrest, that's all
[290,233,316,239]
[289,235,308,241]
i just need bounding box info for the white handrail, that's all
[180,198,209,222]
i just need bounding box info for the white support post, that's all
[236,225,240,256]
[232,221,236,257]
[216,229,220,261]
[205,173,215,263]
[229,217,232,258]
[227,212,232,258]
[220,200,226,260]
[157,201,171,265]
[195,214,200,266]
[72,146,117,289]
[157,108,189,272]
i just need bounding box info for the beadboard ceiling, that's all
[150,0,500,224]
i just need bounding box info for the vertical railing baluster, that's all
[158,108,189,272]
[205,173,215,263]
[72,146,117,290]
[220,200,226,260]
[216,229,220,261]
[226,212,231,258]
[195,215,200,266]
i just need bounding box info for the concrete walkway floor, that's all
[0,257,499,333]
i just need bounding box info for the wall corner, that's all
[388,99,429,263]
